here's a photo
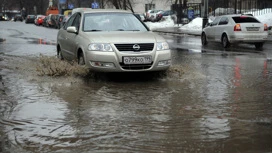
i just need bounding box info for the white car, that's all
[56,9,171,72]
[144,9,163,21]
[201,14,268,50]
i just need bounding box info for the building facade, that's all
[132,0,172,13]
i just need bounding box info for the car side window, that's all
[211,17,221,26]
[72,14,81,31]
[63,13,77,30]
[219,17,229,25]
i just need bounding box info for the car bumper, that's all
[84,50,171,72]
[229,33,268,43]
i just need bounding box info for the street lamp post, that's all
[202,0,208,29]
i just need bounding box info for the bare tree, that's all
[107,0,135,12]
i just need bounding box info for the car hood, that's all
[82,31,165,43]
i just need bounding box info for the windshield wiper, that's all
[128,30,140,31]
[86,29,102,32]
[115,29,140,31]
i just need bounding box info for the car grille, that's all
[120,63,153,70]
[115,43,154,52]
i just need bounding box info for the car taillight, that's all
[147,12,150,17]
[234,24,241,31]
[264,24,268,31]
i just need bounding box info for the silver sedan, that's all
[57,9,171,72]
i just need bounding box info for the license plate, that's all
[246,27,260,31]
[123,56,152,64]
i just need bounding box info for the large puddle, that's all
[1,49,272,152]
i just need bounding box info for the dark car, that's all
[14,14,23,22]
[25,15,36,23]
[0,12,8,21]
[42,16,49,27]
[47,14,57,28]
[60,15,70,28]
[53,14,64,29]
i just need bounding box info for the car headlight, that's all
[156,42,169,51]
[88,43,113,52]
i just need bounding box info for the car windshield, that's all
[83,12,148,32]
[232,16,260,23]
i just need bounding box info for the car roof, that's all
[217,14,255,18]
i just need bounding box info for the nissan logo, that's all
[133,44,140,51]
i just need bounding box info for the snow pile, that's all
[179,17,204,35]
[144,16,175,30]
[255,13,272,27]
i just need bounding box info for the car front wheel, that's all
[78,52,85,65]
[201,33,208,46]
[222,34,230,48]
[57,47,64,60]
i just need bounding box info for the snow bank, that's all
[144,16,175,30]
[179,17,203,35]
[256,13,272,27]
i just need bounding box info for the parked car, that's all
[60,15,70,28]
[155,10,176,22]
[201,14,268,50]
[53,14,64,29]
[14,14,23,22]
[134,13,145,21]
[0,12,8,21]
[268,26,272,35]
[47,14,57,28]
[42,16,49,27]
[34,15,45,25]
[57,9,171,72]
[25,15,36,23]
[144,9,163,21]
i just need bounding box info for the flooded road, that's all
[1,22,272,153]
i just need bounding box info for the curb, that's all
[153,29,201,36]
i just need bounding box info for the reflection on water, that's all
[27,38,56,46]
[0,50,272,152]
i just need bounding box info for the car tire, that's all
[78,52,85,65]
[255,42,263,50]
[57,47,64,60]
[222,34,230,48]
[201,33,208,46]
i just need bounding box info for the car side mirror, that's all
[67,26,78,34]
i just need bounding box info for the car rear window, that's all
[232,16,260,23]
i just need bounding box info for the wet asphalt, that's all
[1,21,272,153]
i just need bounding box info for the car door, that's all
[215,16,229,42]
[205,16,221,41]
[63,13,81,60]
[58,13,77,60]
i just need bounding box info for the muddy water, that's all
[1,48,272,153]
